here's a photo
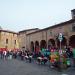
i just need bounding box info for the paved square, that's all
[0,59,75,75]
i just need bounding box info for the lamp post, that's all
[58,33,63,70]
[58,33,63,50]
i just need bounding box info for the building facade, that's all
[25,9,75,52]
[18,28,39,50]
[26,19,75,52]
[0,29,19,51]
[0,9,75,52]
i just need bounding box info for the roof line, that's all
[19,28,39,33]
[0,29,18,34]
[27,19,75,35]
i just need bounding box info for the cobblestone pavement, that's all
[0,59,75,75]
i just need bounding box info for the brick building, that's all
[0,9,75,52]
[25,9,75,52]
[0,28,19,51]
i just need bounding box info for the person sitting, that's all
[42,57,48,64]
[37,57,42,64]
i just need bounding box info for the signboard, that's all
[58,33,63,42]
[59,50,62,55]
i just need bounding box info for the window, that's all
[72,23,75,32]
[50,30,52,35]
[6,39,8,44]
[14,40,16,44]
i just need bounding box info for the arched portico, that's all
[30,41,34,52]
[48,39,55,49]
[69,35,75,48]
[35,41,39,53]
[40,40,47,50]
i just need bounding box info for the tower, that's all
[71,9,75,19]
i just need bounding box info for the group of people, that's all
[0,50,33,63]
[49,46,75,70]
[17,50,48,64]
[18,50,33,63]
[0,46,75,71]
[0,50,17,60]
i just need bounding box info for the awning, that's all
[0,48,7,51]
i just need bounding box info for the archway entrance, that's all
[56,37,67,48]
[31,41,34,52]
[69,35,75,48]
[35,41,39,53]
[40,40,47,50]
[48,39,55,49]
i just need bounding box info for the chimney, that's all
[71,9,75,19]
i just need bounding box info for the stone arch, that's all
[31,41,34,52]
[56,36,67,48]
[40,40,47,50]
[48,39,55,49]
[69,35,75,48]
[35,41,39,53]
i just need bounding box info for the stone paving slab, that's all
[0,59,75,75]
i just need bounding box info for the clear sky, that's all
[0,0,75,32]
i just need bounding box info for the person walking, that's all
[3,50,7,60]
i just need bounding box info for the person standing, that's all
[0,50,3,59]
[3,50,7,60]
